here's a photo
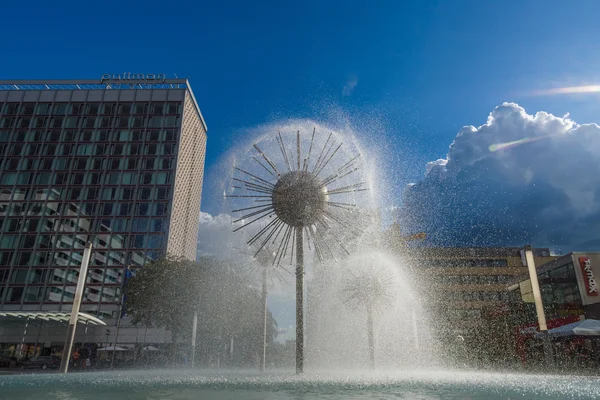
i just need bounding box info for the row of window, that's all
[0,170,173,186]
[0,249,153,269]
[0,142,177,158]
[0,129,178,143]
[0,115,181,130]
[0,285,122,304]
[0,186,170,202]
[1,217,166,235]
[423,259,509,268]
[0,266,124,286]
[1,157,174,174]
[434,275,515,284]
[1,102,181,116]
[445,291,511,301]
[0,233,165,251]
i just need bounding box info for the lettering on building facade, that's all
[101,73,166,83]
[579,256,598,296]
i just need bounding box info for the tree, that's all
[124,255,202,365]
[124,255,279,367]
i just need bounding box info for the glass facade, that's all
[0,97,183,317]
[516,262,584,318]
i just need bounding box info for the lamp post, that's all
[523,245,552,366]
[59,242,92,373]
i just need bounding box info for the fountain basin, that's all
[1,369,598,399]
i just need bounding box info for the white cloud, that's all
[342,75,358,96]
[196,212,245,259]
[401,102,600,250]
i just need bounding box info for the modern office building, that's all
[385,235,557,336]
[0,76,207,322]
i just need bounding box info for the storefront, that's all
[508,253,600,365]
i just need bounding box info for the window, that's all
[151,219,165,232]
[118,103,132,114]
[165,102,180,114]
[126,158,138,169]
[36,103,52,114]
[101,203,114,216]
[0,235,17,248]
[139,187,152,200]
[106,172,120,185]
[16,252,32,266]
[100,188,115,201]
[0,172,16,185]
[133,235,146,248]
[154,203,167,216]
[143,158,155,170]
[136,203,150,216]
[120,188,133,200]
[5,219,22,232]
[86,188,99,200]
[86,104,99,114]
[110,158,121,169]
[53,103,68,114]
[69,103,84,115]
[20,235,37,249]
[7,287,24,302]
[118,203,132,216]
[113,219,129,232]
[121,172,135,185]
[132,219,148,232]
[101,103,116,114]
[88,173,102,185]
[148,236,162,249]
[151,103,165,114]
[133,103,147,114]
[164,116,178,127]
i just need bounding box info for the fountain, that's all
[1,121,599,399]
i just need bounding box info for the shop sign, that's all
[579,256,598,296]
[101,73,166,83]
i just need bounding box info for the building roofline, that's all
[0,77,207,132]
[185,79,208,132]
[0,78,189,85]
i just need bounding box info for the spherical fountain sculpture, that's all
[228,129,368,373]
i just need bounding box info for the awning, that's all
[573,319,600,336]
[97,346,128,351]
[0,311,106,326]
[535,319,600,338]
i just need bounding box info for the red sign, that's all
[579,257,598,296]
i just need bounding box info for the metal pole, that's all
[33,320,43,358]
[18,316,30,360]
[191,311,198,368]
[110,290,126,369]
[366,302,375,369]
[411,309,420,351]
[260,266,268,372]
[59,242,92,373]
[524,245,552,366]
[295,229,304,374]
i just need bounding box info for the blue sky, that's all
[3,0,600,244]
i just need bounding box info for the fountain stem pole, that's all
[366,301,375,369]
[296,228,304,374]
[191,311,198,368]
[260,266,268,372]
